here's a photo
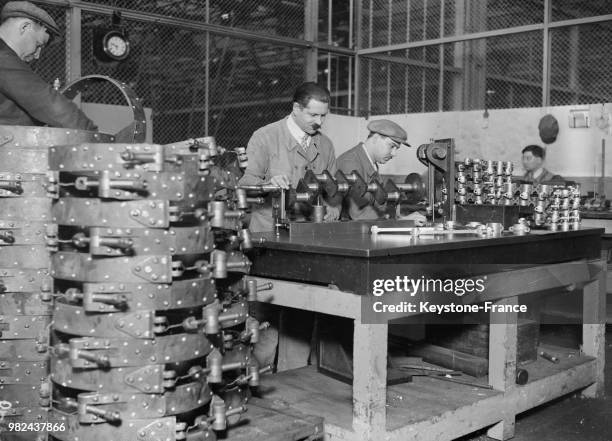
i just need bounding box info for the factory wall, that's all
[324,104,612,195]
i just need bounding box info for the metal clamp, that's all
[182,300,248,334]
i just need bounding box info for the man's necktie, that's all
[301,134,309,151]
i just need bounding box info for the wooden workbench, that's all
[248,226,606,441]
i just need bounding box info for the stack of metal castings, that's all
[0,126,113,440]
[541,186,581,231]
[455,158,514,205]
[46,138,263,441]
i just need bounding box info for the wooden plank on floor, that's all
[225,397,323,441]
[389,360,597,441]
[259,365,354,430]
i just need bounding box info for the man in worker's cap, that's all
[338,119,424,221]
[0,1,96,130]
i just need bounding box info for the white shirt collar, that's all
[362,143,378,171]
[286,114,310,145]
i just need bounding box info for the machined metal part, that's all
[0,315,50,339]
[49,143,164,172]
[61,75,146,143]
[52,302,163,339]
[0,405,49,425]
[207,393,247,431]
[57,169,213,204]
[0,268,52,295]
[0,382,50,406]
[0,360,49,384]
[58,277,216,313]
[203,346,249,384]
[52,198,172,229]
[366,179,388,205]
[51,252,174,284]
[0,173,49,198]
[370,225,487,237]
[0,246,50,268]
[0,147,49,174]
[0,292,53,315]
[346,170,368,206]
[0,220,54,246]
[49,411,191,441]
[208,200,246,230]
[56,224,214,257]
[182,300,249,334]
[51,359,169,393]
[209,250,251,279]
[53,333,213,370]
[0,198,52,221]
[68,378,211,422]
[0,124,113,152]
[0,339,49,361]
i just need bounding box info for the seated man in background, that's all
[337,119,426,224]
[521,144,563,184]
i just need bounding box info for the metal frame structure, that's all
[357,0,612,114]
[36,0,612,118]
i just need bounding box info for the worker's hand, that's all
[324,205,340,222]
[401,211,427,226]
[269,174,290,189]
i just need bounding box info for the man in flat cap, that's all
[338,119,424,222]
[0,1,96,130]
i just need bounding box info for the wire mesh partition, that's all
[358,0,612,116]
[20,0,612,129]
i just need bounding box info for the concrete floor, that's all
[464,326,611,441]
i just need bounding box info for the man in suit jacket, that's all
[521,144,563,184]
[238,82,340,232]
[0,1,96,130]
[338,119,424,221]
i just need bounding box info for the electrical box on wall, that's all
[568,109,590,128]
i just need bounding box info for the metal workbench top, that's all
[249,225,603,293]
[254,225,604,258]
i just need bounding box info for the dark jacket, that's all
[523,168,562,184]
[337,143,385,220]
[0,38,97,130]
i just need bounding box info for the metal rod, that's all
[38,0,354,56]
[599,138,606,197]
[542,0,551,107]
[357,14,612,56]
[204,0,210,135]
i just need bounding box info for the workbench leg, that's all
[582,261,606,398]
[352,320,387,441]
[487,296,518,441]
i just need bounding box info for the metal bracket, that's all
[0,315,51,339]
[63,333,214,368]
[71,276,216,313]
[53,302,159,339]
[51,252,173,284]
[52,198,170,229]
[136,418,176,440]
[0,361,49,384]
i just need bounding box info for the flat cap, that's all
[538,114,559,144]
[367,119,411,147]
[1,1,60,37]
